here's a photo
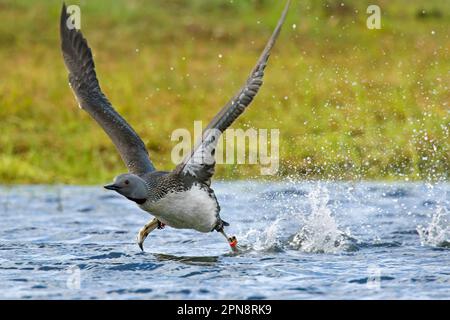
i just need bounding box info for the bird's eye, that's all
[124,180,129,185]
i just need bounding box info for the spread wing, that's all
[60,4,155,175]
[175,0,290,184]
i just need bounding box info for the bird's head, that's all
[104,173,148,204]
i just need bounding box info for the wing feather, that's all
[175,0,290,183]
[60,4,155,175]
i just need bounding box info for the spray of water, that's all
[417,205,450,248]
[289,187,351,253]
[239,185,353,253]
[240,214,296,252]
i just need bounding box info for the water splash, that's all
[240,214,296,252]
[239,185,354,253]
[417,205,450,248]
[289,187,352,253]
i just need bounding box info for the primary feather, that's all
[175,0,291,185]
[60,4,155,175]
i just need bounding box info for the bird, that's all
[60,1,290,252]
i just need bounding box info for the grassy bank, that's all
[0,0,448,184]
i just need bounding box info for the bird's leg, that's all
[218,228,238,252]
[137,218,160,251]
[157,220,166,229]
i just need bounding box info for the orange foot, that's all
[228,236,238,249]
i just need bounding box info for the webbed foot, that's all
[137,218,160,251]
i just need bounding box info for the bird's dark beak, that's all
[104,183,120,191]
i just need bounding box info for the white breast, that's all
[141,184,219,233]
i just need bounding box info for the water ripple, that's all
[0,182,449,299]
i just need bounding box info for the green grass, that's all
[0,0,448,184]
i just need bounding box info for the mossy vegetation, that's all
[0,0,448,184]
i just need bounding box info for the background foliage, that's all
[0,0,448,183]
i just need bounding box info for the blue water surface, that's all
[0,181,449,299]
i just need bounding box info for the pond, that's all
[0,181,448,299]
